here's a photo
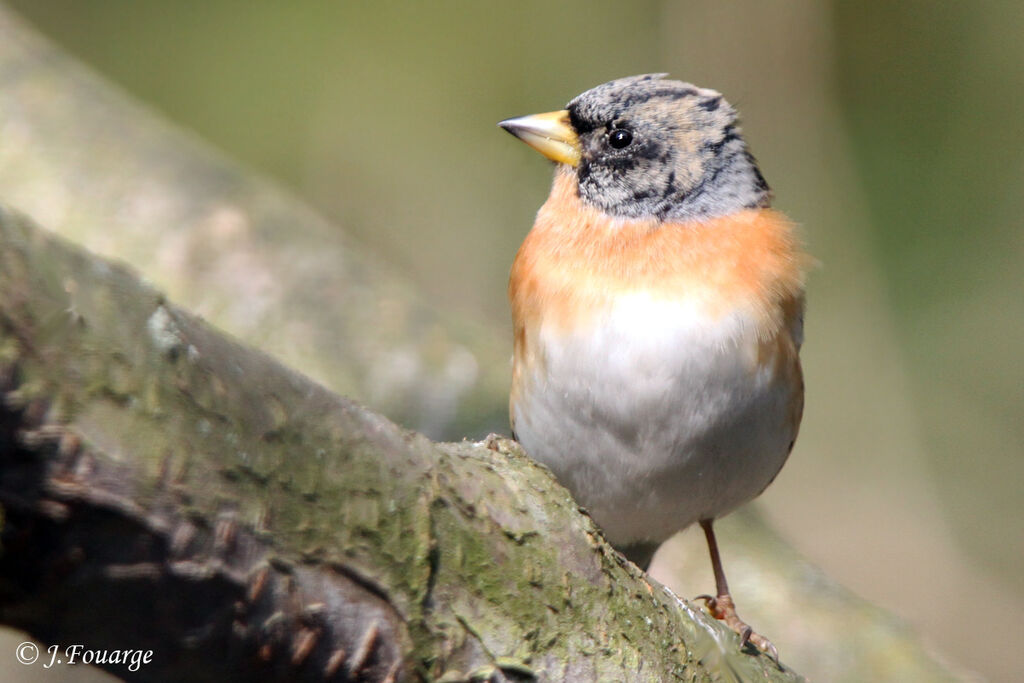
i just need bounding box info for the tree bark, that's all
[0,207,803,682]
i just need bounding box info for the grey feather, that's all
[566,74,771,222]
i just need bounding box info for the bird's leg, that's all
[696,519,778,661]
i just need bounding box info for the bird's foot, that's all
[695,593,778,662]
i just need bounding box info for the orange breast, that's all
[507,168,807,422]
[510,167,805,334]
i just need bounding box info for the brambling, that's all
[499,74,806,657]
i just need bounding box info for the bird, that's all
[498,74,807,657]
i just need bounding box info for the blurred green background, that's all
[2,1,1021,680]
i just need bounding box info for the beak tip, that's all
[497,118,519,135]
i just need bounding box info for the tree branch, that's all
[0,5,508,441]
[0,208,801,681]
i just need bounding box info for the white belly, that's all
[512,292,798,546]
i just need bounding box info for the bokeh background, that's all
[1,1,1021,680]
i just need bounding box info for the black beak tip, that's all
[497,118,519,135]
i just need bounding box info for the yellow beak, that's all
[498,109,580,167]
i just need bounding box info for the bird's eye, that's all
[608,128,633,149]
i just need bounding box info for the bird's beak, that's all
[498,109,580,167]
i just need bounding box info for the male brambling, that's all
[499,74,807,656]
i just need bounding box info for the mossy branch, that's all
[0,208,801,682]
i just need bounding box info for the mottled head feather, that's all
[566,74,770,222]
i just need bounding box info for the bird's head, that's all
[500,74,770,222]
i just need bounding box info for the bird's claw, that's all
[694,594,717,610]
[697,592,779,663]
